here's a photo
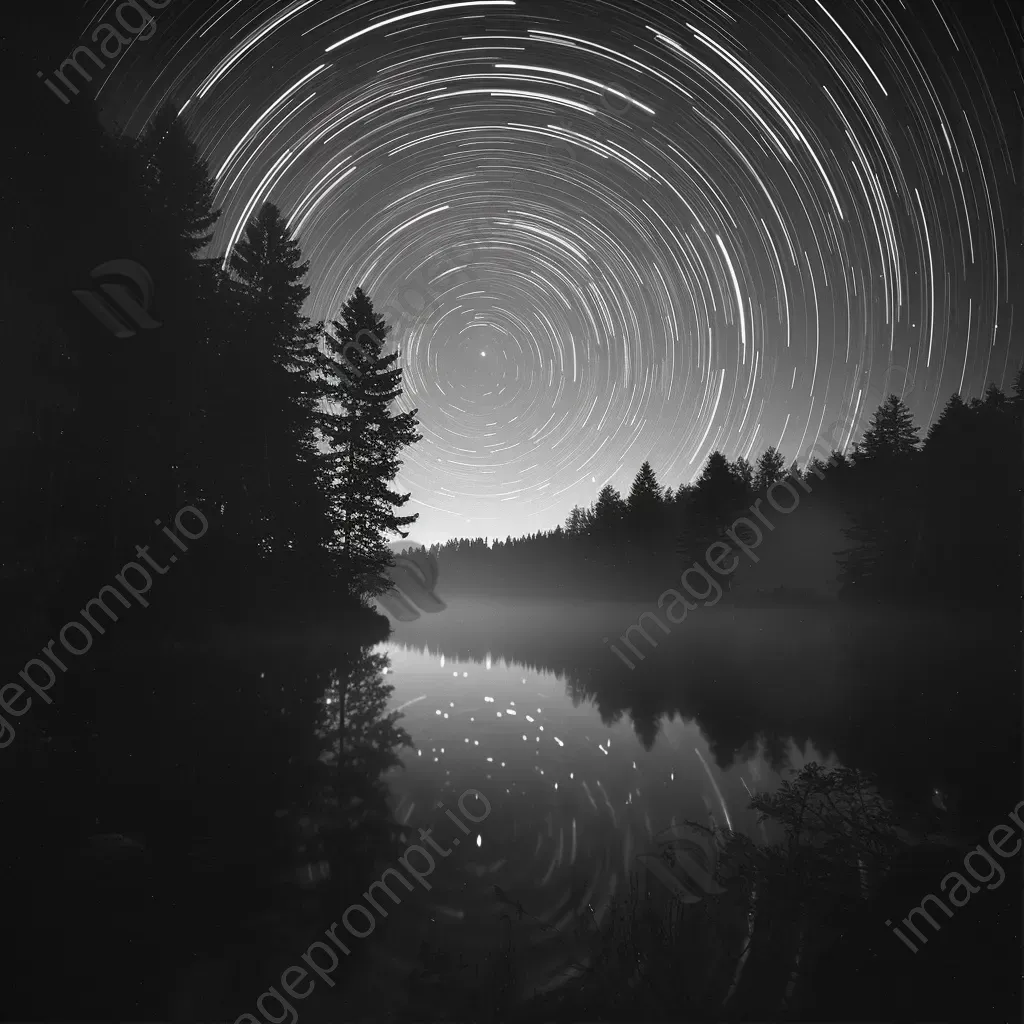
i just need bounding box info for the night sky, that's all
[56,0,1024,544]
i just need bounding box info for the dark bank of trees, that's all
[3,72,419,1018]
[433,384,1022,607]
[4,94,419,627]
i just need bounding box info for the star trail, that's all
[99,0,1022,543]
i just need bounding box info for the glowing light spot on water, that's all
[554,737,564,746]
[435,710,441,715]
[465,738,469,743]
[523,734,528,741]
[670,773,675,781]
[506,709,517,715]
[463,672,468,677]
[450,702,455,707]
[417,750,422,756]
[484,696,495,703]
[526,715,535,723]
[570,772,574,779]
[497,712,502,717]
[453,672,458,677]
[443,713,449,719]
[486,757,493,762]
[501,762,506,767]
[476,834,482,847]
[554,782,558,790]
[474,740,479,746]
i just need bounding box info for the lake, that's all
[352,595,1020,1015]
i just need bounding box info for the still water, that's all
[371,638,832,1002]
[330,593,1019,1017]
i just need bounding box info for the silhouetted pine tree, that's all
[754,446,786,493]
[732,455,755,500]
[591,484,625,540]
[626,460,664,540]
[841,395,921,596]
[226,203,328,567]
[678,451,748,562]
[565,505,590,536]
[853,394,920,463]
[131,104,224,518]
[318,287,422,595]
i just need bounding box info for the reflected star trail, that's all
[102,0,1022,543]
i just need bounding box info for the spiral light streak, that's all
[104,0,1022,544]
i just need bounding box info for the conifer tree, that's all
[842,396,921,595]
[565,505,590,536]
[135,104,220,256]
[626,460,663,538]
[678,451,749,563]
[854,394,920,462]
[131,105,225,517]
[754,446,787,492]
[731,456,755,498]
[590,484,625,538]
[318,287,422,595]
[226,203,327,564]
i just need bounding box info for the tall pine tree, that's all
[226,203,328,567]
[854,394,920,463]
[754,446,786,492]
[626,460,663,539]
[318,288,422,595]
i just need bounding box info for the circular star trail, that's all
[103,0,1023,543]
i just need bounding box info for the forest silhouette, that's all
[427,385,1021,606]
[3,68,422,1019]
[2,39,1021,1021]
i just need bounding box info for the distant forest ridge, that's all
[404,384,1022,606]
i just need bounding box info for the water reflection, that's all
[375,641,835,1005]
[386,598,1021,837]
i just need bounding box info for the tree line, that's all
[4,101,421,635]
[2,81,422,1017]
[431,383,1022,605]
